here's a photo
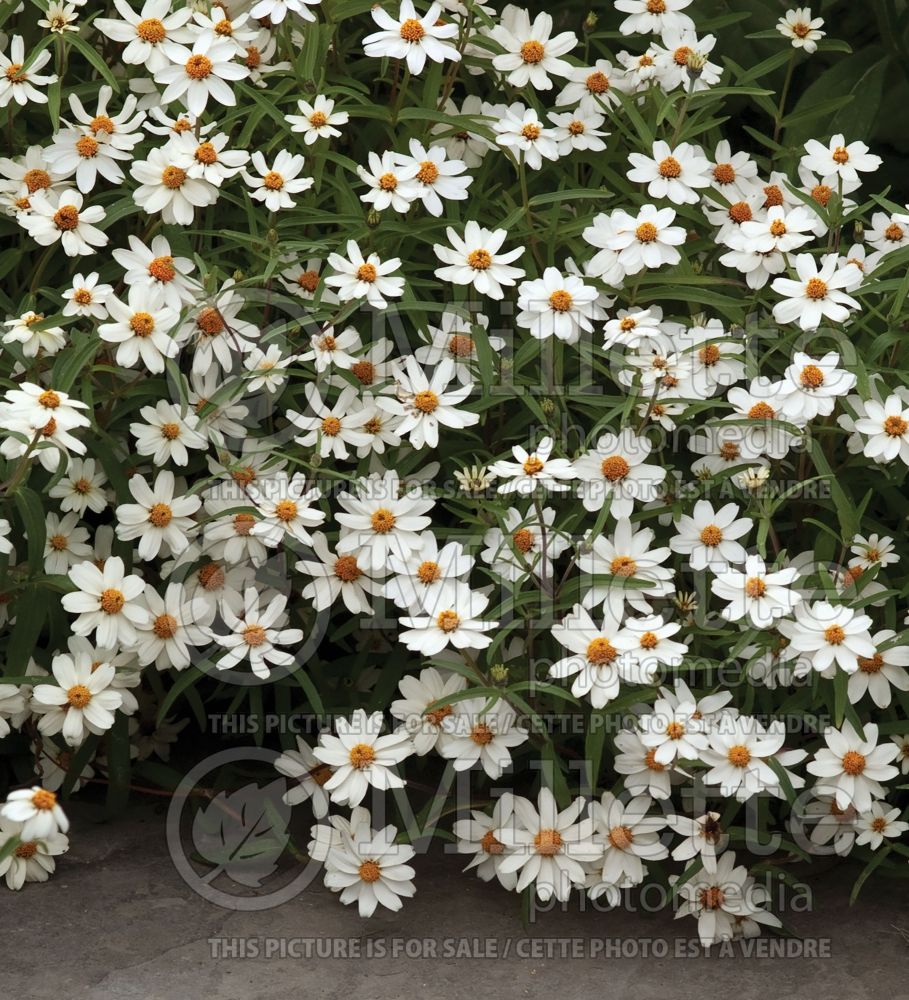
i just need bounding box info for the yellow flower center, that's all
[148,502,173,527]
[349,743,376,768]
[522,455,545,475]
[399,18,425,41]
[53,205,80,231]
[587,637,617,665]
[727,744,751,767]
[130,312,155,337]
[76,135,99,159]
[521,123,541,141]
[195,142,218,165]
[635,222,658,243]
[658,156,682,178]
[748,401,775,420]
[586,71,609,93]
[470,722,494,745]
[263,171,284,190]
[66,684,92,708]
[32,789,57,810]
[23,168,50,193]
[243,623,267,646]
[321,416,341,436]
[417,560,441,584]
[699,524,723,546]
[548,290,573,312]
[436,610,461,633]
[154,613,178,638]
[275,499,298,522]
[832,146,850,164]
[520,40,545,63]
[600,455,629,482]
[745,577,766,598]
[884,415,908,437]
[309,111,328,127]
[610,555,637,577]
[358,860,381,882]
[416,160,439,184]
[467,248,492,270]
[805,277,828,300]
[800,364,825,388]
[371,508,396,533]
[413,390,439,413]
[534,829,563,856]
[160,422,180,440]
[357,263,377,283]
[841,750,865,775]
[334,555,361,581]
[148,255,176,282]
[136,17,166,41]
[608,825,634,850]
[161,165,186,189]
[100,588,125,614]
[185,54,213,79]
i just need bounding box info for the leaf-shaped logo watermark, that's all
[191,779,291,888]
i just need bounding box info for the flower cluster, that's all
[0,0,907,947]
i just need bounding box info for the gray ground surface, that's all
[2,801,908,1000]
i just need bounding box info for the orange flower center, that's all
[467,248,492,270]
[635,222,658,243]
[66,684,92,708]
[137,17,166,41]
[321,416,341,436]
[153,613,178,638]
[534,829,563,856]
[370,508,396,533]
[53,205,80,231]
[243,623,267,647]
[148,255,176,282]
[884,415,908,437]
[548,290,573,312]
[699,524,723,546]
[600,455,629,482]
[185,54,213,79]
[436,610,461,633]
[800,364,825,388]
[805,277,828,300]
[349,743,376,768]
[417,561,441,584]
[100,588,125,614]
[520,40,545,63]
[416,160,439,184]
[610,555,637,577]
[748,401,775,419]
[399,18,425,41]
[356,263,377,283]
[334,555,361,581]
[587,637,617,665]
[148,502,173,527]
[727,744,751,767]
[413,389,439,413]
[586,71,609,93]
[161,165,186,189]
[841,750,866,775]
[358,860,381,882]
[745,576,766,598]
[658,156,682,178]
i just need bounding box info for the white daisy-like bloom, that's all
[660,677,734,728]
[288,384,374,461]
[494,787,600,902]
[0,817,68,891]
[853,394,909,465]
[866,209,909,253]
[324,239,405,310]
[43,512,92,575]
[591,792,668,889]
[244,345,296,393]
[556,60,626,109]
[300,325,363,372]
[296,532,381,616]
[208,587,303,679]
[606,203,687,274]
[379,355,478,450]
[43,128,133,195]
[362,0,459,75]
[549,604,638,709]
[615,0,695,37]
[779,350,856,420]
[61,271,113,319]
[516,267,603,343]
[413,311,503,383]
[617,46,662,92]
[244,149,313,211]
[452,793,518,890]
[572,428,666,517]
[389,666,468,754]
[129,400,207,466]
[130,146,219,226]
[95,0,193,72]
[321,813,416,917]
[190,4,257,54]
[807,721,899,812]
[275,736,333,818]
[0,787,69,841]
[638,697,708,766]
[700,717,793,802]
[627,140,711,205]
[489,436,576,494]
[155,36,248,116]
[114,470,201,561]
[334,469,435,572]
[20,188,107,257]
[0,35,57,108]
[493,103,559,170]
[250,0,320,24]
[393,139,472,217]
[615,729,673,799]
[247,470,325,547]
[489,7,577,90]
[433,222,526,299]
[711,554,801,629]
[61,556,149,648]
[851,533,899,569]
[777,7,825,53]
[166,130,250,187]
[113,234,199,310]
[438,697,528,778]
[0,683,26,737]
[480,504,569,584]
[133,581,210,670]
[313,709,413,808]
[723,377,803,461]
[38,1,80,34]
[430,95,494,167]
[4,383,89,440]
[99,286,181,374]
[800,134,882,187]
[776,600,873,677]
[846,629,909,709]
[856,800,909,849]
[179,280,260,375]
[384,531,472,613]
[356,150,420,214]
[669,499,753,572]
[547,108,609,154]
[739,204,816,255]
[31,652,124,748]
[668,812,727,872]
[655,28,721,92]
[201,492,266,568]
[399,589,497,655]
[287,95,349,144]
[622,613,687,675]
[772,253,861,331]
[578,518,674,620]
[673,851,780,949]
[581,212,628,287]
